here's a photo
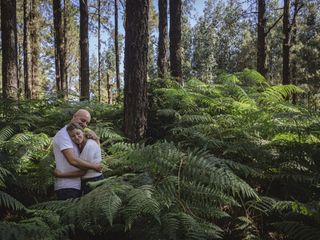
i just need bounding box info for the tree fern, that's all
[272,221,320,240]
[122,185,160,230]
[94,122,124,144]
[0,191,26,211]
[0,126,15,143]
[259,85,304,105]
[0,209,71,240]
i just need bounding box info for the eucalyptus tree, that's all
[60,0,80,97]
[282,0,290,85]
[123,0,149,142]
[169,0,182,82]
[292,0,320,105]
[193,0,255,76]
[53,0,66,97]
[181,0,194,80]
[256,0,286,78]
[97,0,101,102]
[148,0,158,79]
[63,0,68,96]
[23,0,31,98]
[1,0,18,99]
[29,0,41,98]
[105,45,116,104]
[114,0,120,96]
[157,0,168,79]
[257,0,267,77]
[80,0,89,100]
[282,0,303,85]
[192,0,218,82]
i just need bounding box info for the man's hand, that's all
[53,169,62,177]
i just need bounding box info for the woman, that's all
[54,122,104,195]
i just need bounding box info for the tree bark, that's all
[291,0,301,104]
[157,0,168,78]
[98,0,101,102]
[257,0,267,77]
[114,0,120,97]
[169,0,182,82]
[1,0,18,99]
[106,72,112,104]
[80,0,89,101]
[53,0,65,97]
[23,0,32,98]
[282,0,290,85]
[63,0,68,97]
[123,0,149,142]
[30,0,39,98]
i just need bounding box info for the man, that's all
[53,109,102,200]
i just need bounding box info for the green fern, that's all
[0,191,26,211]
[272,221,320,240]
[0,209,71,240]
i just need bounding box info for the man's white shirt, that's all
[53,126,81,190]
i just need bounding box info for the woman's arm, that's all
[54,169,86,178]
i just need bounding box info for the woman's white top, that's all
[81,139,103,179]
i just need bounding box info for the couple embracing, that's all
[53,109,103,200]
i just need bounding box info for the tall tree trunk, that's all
[98,0,101,102]
[157,0,168,78]
[114,0,120,97]
[63,0,68,97]
[123,0,149,142]
[282,0,290,85]
[30,0,39,98]
[80,0,89,101]
[53,0,65,97]
[106,72,112,104]
[169,0,182,83]
[257,0,267,77]
[291,0,300,104]
[1,0,18,100]
[23,0,31,98]
[17,40,23,95]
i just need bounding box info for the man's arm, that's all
[54,169,86,178]
[62,149,102,172]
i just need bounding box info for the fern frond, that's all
[225,160,262,178]
[0,166,11,188]
[161,212,223,240]
[95,122,124,144]
[272,173,315,184]
[122,185,160,230]
[259,85,304,105]
[272,221,320,240]
[0,190,26,211]
[236,216,260,240]
[236,68,268,88]
[0,126,15,142]
[157,109,181,119]
[0,209,71,240]
[273,200,314,216]
[179,114,216,125]
[246,196,277,215]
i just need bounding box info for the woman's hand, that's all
[84,128,100,144]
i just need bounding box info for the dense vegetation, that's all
[1,70,320,239]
